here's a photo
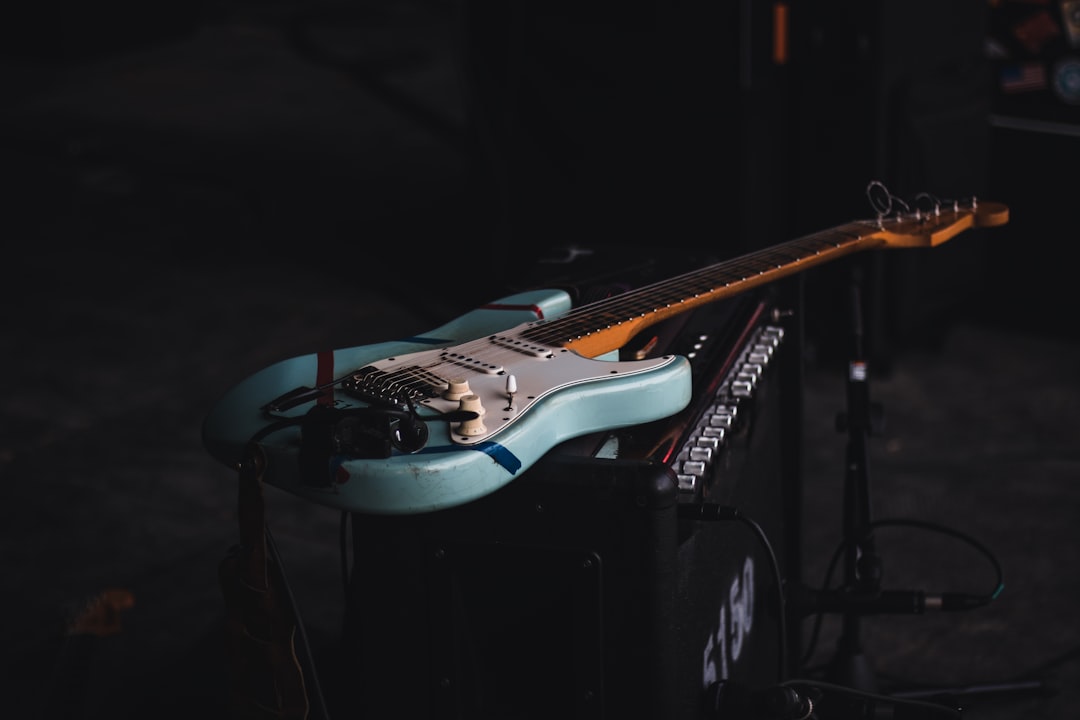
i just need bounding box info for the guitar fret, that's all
[532,224,879,347]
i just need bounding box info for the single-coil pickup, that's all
[439,351,504,375]
[488,334,555,358]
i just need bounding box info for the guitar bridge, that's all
[341,365,443,407]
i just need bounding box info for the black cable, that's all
[799,537,843,668]
[865,518,1005,599]
[339,510,351,599]
[234,419,337,718]
[682,503,789,682]
[1014,643,1080,681]
[247,415,305,446]
[784,677,962,719]
[736,509,790,683]
[265,527,333,720]
[799,516,1005,666]
[883,636,1080,703]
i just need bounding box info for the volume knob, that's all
[443,378,471,401]
[457,394,487,436]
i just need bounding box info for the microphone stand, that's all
[794,266,1042,714]
[825,266,884,693]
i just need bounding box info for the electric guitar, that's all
[202,196,1009,515]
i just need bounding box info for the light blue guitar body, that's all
[202,288,692,515]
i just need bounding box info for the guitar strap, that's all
[219,444,310,720]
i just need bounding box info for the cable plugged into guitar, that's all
[296,403,478,487]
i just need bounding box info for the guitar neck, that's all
[528,221,880,358]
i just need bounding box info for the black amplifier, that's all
[339,265,805,720]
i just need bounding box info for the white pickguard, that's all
[364,330,678,446]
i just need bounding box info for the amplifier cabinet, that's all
[339,291,799,720]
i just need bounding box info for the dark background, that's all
[2,1,1079,719]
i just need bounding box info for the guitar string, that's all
[524,223,874,347]
[367,207,971,406]
[525,202,970,347]
[366,224,871,402]
[368,222,892,395]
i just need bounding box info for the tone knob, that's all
[456,394,487,436]
[443,378,472,401]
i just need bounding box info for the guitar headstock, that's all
[872,200,1010,249]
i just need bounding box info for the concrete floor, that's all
[2,4,1079,719]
